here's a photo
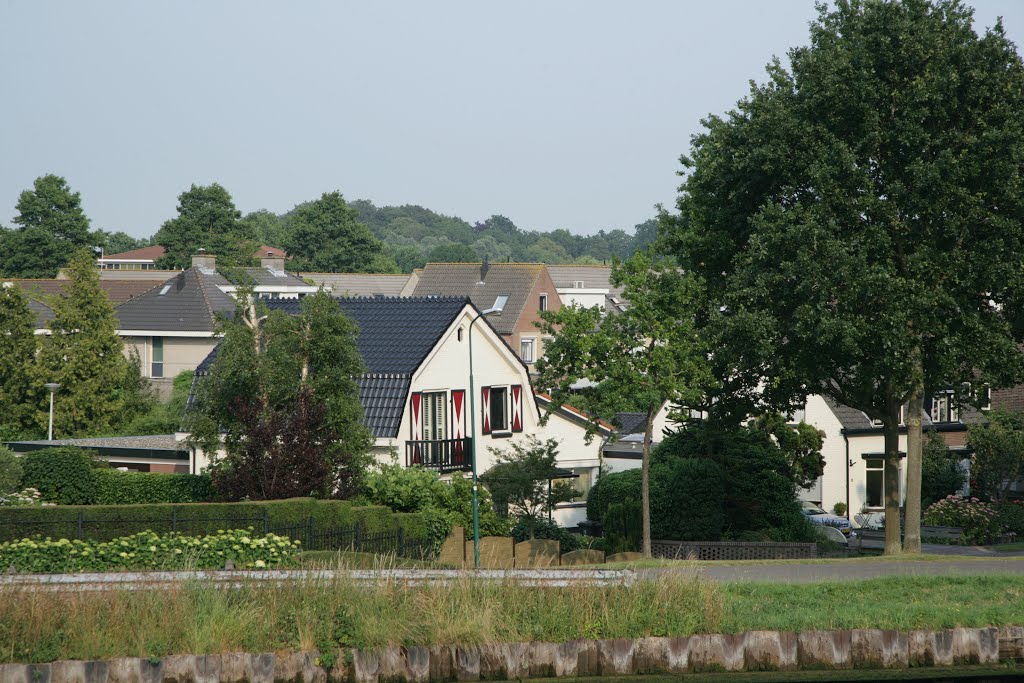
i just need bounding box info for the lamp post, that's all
[44,383,60,441]
[467,301,504,569]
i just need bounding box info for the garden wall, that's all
[2,626,1019,682]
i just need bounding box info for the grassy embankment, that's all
[1,572,1022,664]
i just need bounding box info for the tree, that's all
[427,242,477,263]
[189,290,371,500]
[536,248,713,556]
[480,436,576,539]
[283,192,388,273]
[0,175,94,277]
[13,175,92,247]
[0,285,38,439]
[155,183,253,269]
[665,0,1024,554]
[525,237,571,264]
[753,414,826,490]
[31,250,145,437]
[633,218,659,252]
[94,231,150,256]
[968,411,1024,503]
[242,209,287,248]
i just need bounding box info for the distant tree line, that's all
[0,174,656,277]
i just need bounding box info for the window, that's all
[980,384,992,411]
[151,337,164,378]
[865,459,884,508]
[573,280,585,288]
[539,294,548,311]
[490,386,509,432]
[421,392,447,442]
[457,327,464,342]
[520,338,535,363]
[931,392,958,423]
[568,468,593,503]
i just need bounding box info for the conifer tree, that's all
[0,285,39,438]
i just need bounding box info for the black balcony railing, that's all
[405,438,473,473]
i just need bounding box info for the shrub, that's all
[0,446,22,495]
[93,469,215,505]
[833,502,848,516]
[0,498,428,544]
[922,431,966,508]
[995,500,1024,538]
[651,457,725,541]
[603,500,642,554]
[0,529,299,573]
[19,448,100,505]
[586,468,641,523]
[510,517,580,552]
[923,494,1003,544]
[0,488,44,507]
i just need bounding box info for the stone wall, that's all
[3,627,1020,683]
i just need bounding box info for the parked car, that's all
[801,501,853,535]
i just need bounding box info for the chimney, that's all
[191,248,217,271]
[261,251,286,273]
[479,256,490,284]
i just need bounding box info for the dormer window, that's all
[539,294,548,311]
[930,392,958,423]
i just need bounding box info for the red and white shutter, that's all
[451,390,466,462]
[481,386,491,435]
[511,385,523,432]
[410,392,423,463]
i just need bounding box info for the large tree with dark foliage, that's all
[190,290,371,500]
[155,183,254,269]
[0,285,38,439]
[665,0,1024,554]
[284,192,396,273]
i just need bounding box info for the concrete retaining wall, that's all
[2,627,1020,683]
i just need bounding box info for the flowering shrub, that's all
[0,488,49,507]
[0,528,300,574]
[922,494,1004,544]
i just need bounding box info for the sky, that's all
[2,1,1024,239]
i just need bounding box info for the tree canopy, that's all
[155,183,254,269]
[189,290,372,500]
[536,248,713,556]
[665,0,1024,553]
[0,285,38,439]
[283,192,396,273]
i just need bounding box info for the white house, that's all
[190,295,609,527]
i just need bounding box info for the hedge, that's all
[93,469,215,505]
[0,498,430,545]
[19,448,97,505]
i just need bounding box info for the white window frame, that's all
[151,337,164,379]
[539,293,548,311]
[421,391,448,442]
[865,458,885,509]
[931,392,958,423]
[520,337,536,364]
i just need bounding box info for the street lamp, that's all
[44,383,60,441]
[467,298,506,569]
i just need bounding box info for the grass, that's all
[570,552,1024,569]
[291,550,444,569]
[991,542,1024,553]
[1,572,1023,664]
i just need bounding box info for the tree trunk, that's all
[641,403,661,558]
[904,362,924,554]
[882,414,903,555]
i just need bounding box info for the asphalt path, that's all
[662,556,1024,583]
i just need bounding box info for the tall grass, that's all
[0,572,1022,664]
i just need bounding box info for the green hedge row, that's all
[93,469,215,505]
[0,498,428,544]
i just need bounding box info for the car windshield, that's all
[801,501,827,515]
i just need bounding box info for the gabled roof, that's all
[614,411,648,435]
[194,296,473,438]
[115,268,236,332]
[546,264,630,314]
[101,245,167,261]
[225,267,310,288]
[303,273,413,297]
[410,262,545,335]
[822,395,988,434]
[5,278,170,328]
[256,245,287,258]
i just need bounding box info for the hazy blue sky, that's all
[2,1,1023,239]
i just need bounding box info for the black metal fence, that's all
[0,512,432,560]
[405,438,473,473]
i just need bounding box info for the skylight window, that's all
[158,284,172,296]
[493,295,509,311]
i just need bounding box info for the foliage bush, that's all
[995,501,1024,538]
[19,448,101,505]
[923,495,1003,544]
[93,469,215,505]
[603,500,642,554]
[922,431,966,508]
[0,498,427,544]
[833,502,848,516]
[0,488,44,507]
[651,457,725,541]
[586,468,641,523]
[0,446,22,495]
[510,517,580,552]
[0,529,299,573]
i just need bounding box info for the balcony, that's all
[405,438,473,473]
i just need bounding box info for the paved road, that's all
[667,556,1024,583]
[859,540,1024,557]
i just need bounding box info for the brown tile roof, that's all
[302,273,413,297]
[410,262,546,335]
[256,245,287,258]
[102,245,167,261]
